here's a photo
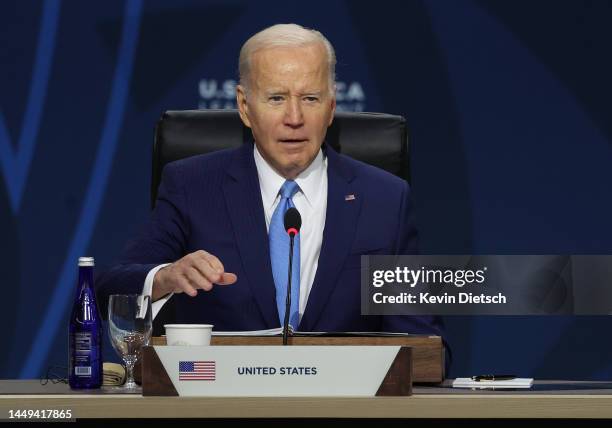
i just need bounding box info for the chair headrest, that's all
[152,109,408,206]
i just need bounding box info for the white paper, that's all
[211,327,422,337]
[452,377,534,389]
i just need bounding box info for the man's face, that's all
[237,43,336,179]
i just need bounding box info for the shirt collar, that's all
[254,145,326,211]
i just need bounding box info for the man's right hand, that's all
[152,250,237,300]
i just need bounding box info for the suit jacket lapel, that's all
[300,145,362,330]
[223,143,279,328]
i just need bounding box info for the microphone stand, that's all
[283,233,295,346]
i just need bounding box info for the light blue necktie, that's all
[269,180,300,329]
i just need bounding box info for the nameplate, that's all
[142,345,412,396]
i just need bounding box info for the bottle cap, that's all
[78,257,95,267]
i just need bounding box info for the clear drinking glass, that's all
[108,294,152,389]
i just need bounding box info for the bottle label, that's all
[75,366,92,376]
[73,332,92,377]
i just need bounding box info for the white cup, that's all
[164,324,213,346]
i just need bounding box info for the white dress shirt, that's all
[143,145,328,322]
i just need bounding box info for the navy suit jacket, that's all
[97,143,443,337]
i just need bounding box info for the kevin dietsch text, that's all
[371,266,508,306]
[373,291,507,305]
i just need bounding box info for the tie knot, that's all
[279,180,300,200]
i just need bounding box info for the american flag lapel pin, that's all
[345,194,356,201]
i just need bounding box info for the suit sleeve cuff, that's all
[142,263,172,320]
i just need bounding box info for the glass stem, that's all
[125,360,136,386]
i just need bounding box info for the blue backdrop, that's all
[2,0,612,380]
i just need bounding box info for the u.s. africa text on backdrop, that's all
[361,255,612,315]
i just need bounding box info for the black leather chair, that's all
[149,109,409,334]
[151,109,409,207]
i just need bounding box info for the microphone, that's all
[282,207,301,345]
[284,207,301,237]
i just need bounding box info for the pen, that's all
[471,374,516,381]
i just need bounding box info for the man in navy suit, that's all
[97,24,443,338]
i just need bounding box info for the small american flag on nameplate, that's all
[179,361,216,381]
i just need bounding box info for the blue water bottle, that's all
[68,257,102,389]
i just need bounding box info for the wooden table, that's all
[2,380,612,419]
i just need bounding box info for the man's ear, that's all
[328,95,336,127]
[236,85,252,128]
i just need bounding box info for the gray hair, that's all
[239,23,336,94]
